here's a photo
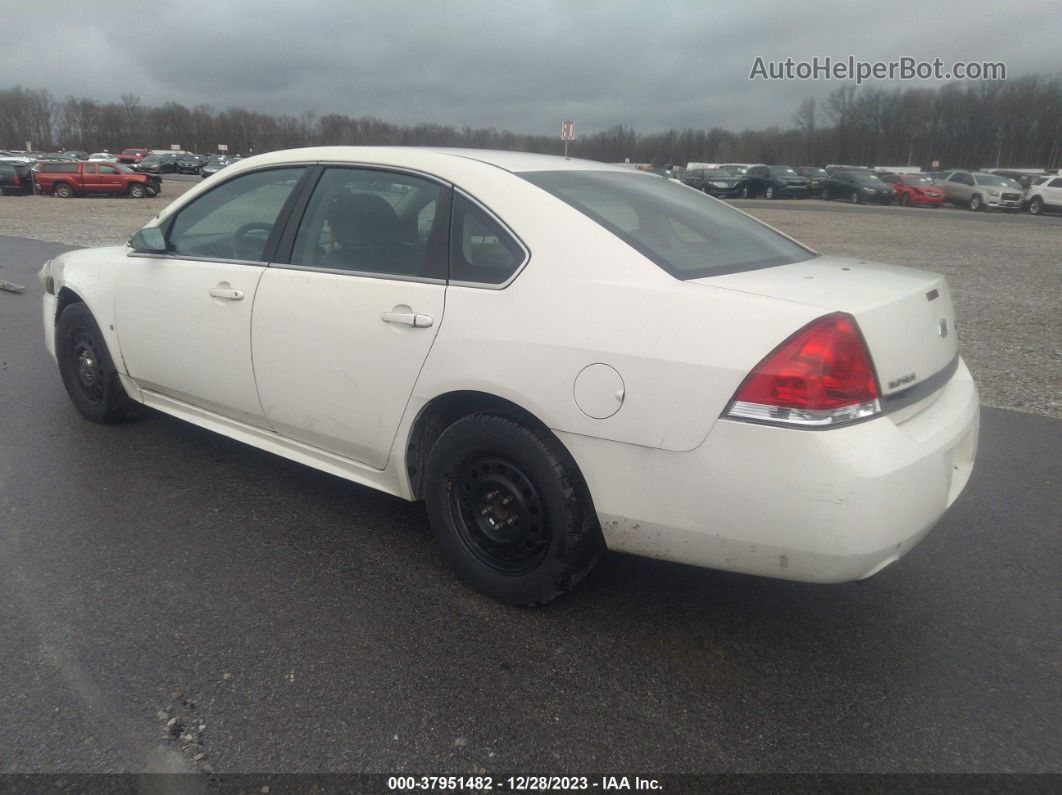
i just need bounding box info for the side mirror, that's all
[129,226,166,254]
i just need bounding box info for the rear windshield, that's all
[520,170,815,279]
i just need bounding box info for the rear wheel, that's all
[129,183,147,199]
[740,184,751,198]
[820,187,830,200]
[899,193,910,207]
[425,414,604,605]
[54,182,74,198]
[850,190,862,204]
[56,303,141,423]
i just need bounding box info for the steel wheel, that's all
[448,454,551,576]
[70,330,106,406]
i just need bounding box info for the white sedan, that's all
[40,147,979,604]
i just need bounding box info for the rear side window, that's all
[1049,178,1062,188]
[290,167,448,279]
[42,163,78,173]
[521,170,814,279]
[449,194,527,285]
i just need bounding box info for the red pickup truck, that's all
[117,147,151,164]
[35,161,161,198]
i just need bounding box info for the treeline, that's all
[2,74,1061,169]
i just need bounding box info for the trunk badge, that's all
[937,319,949,337]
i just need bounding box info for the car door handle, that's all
[208,286,244,300]
[381,311,433,328]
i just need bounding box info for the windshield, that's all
[800,168,827,176]
[768,167,797,176]
[904,175,933,184]
[520,170,815,279]
[721,164,747,175]
[702,169,733,178]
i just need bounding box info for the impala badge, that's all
[937,319,949,338]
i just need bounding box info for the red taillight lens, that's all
[725,312,882,428]
[12,175,20,186]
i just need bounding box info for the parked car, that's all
[678,167,742,197]
[38,147,978,605]
[935,171,1022,211]
[794,167,829,193]
[820,170,896,204]
[740,165,811,199]
[878,173,946,207]
[0,162,33,195]
[134,153,181,174]
[117,148,151,165]
[34,160,160,198]
[199,155,240,178]
[0,157,34,194]
[1023,174,1062,215]
[176,154,203,174]
[88,152,119,162]
[61,151,90,161]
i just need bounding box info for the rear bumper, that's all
[559,358,979,583]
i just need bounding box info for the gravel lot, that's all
[1,183,1059,418]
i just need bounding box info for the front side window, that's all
[521,170,814,279]
[1049,178,1062,188]
[290,167,447,279]
[99,164,118,174]
[167,167,305,262]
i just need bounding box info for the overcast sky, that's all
[3,0,1059,134]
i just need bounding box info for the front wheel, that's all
[820,187,830,200]
[765,185,776,199]
[1028,197,1043,215]
[969,194,983,211]
[425,414,604,605]
[899,193,910,207]
[129,183,147,199]
[56,303,141,423]
[850,190,862,204]
[740,184,751,199]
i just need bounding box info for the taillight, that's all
[724,312,882,428]
[12,175,20,187]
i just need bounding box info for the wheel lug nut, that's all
[501,497,512,506]
[480,507,491,516]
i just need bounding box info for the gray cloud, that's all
[3,0,1059,134]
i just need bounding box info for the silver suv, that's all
[935,171,1023,211]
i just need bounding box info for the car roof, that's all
[236,146,627,175]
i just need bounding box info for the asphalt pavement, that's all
[0,235,1059,777]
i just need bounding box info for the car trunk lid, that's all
[691,255,959,406]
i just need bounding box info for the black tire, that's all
[820,187,830,200]
[129,183,147,199]
[899,193,910,207]
[424,414,604,605]
[969,194,982,211]
[1028,197,1043,215]
[54,182,75,198]
[765,185,776,199]
[850,190,862,204]
[740,184,751,199]
[55,303,141,423]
